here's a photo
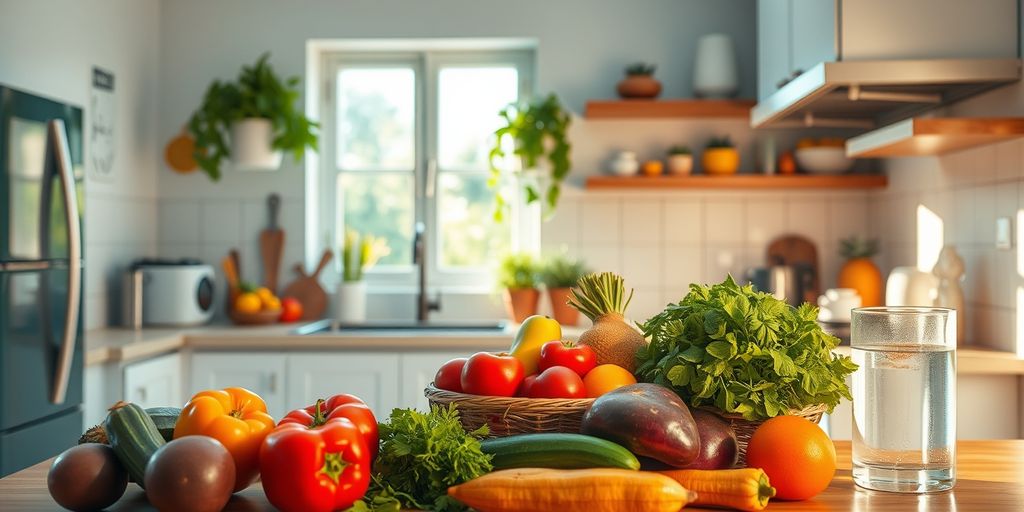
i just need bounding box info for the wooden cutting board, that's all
[281,249,333,320]
[766,235,820,304]
[259,194,285,293]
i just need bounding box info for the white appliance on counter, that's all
[123,259,215,327]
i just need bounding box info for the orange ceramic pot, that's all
[617,76,662,98]
[547,287,580,326]
[703,147,740,175]
[504,288,541,323]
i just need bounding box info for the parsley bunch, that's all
[636,276,857,421]
[350,405,492,512]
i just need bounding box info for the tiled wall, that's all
[543,189,871,322]
[871,140,1024,352]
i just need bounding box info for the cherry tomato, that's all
[517,375,538,397]
[279,297,303,322]
[528,366,587,399]
[434,358,467,393]
[538,341,597,377]
[461,352,524,397]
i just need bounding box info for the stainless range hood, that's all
[751,59,1021,129]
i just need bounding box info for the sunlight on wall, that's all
[916,205,944,273]
[1017,210,1024,357]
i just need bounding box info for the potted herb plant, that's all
[540,252,588,326]
[702,136,739,175]
[498,253,541,323]
[336,229,390,323]
[187,53,318,180]
[667,145,693,175]
[490,94,571,222]
[617,62,662,99]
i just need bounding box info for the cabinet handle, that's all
[268,374,277,394]
[776,77,791,89]
[791,68,804,78]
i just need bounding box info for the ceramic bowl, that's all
[795,146,854,174]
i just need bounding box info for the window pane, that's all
[337,68,415,170]
[438,67,518,171]
[437,173,510,268]
[338,173,414,266]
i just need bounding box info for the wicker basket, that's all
[704,403,828,466]
[425,384,594,437]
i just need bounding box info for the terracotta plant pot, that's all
[667,154,693,175]
[617,75,662,99]
[702,147,740,175]
[547,287,580,326]
[504,288,541,323]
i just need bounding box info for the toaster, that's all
[123,258,215,327]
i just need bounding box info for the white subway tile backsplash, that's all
[786,199,827,244]
[995,139,1022,182]
[580,198,621,244]
[703,245,748,284]
[973,185,998,245]
[541,198,580,251]
[662,199,703,243]
[622,244,663,288]
[621,200,663,243]
[578,244,622,275]
[704,199,744,243]
[746,200,787,246]
[829,198,868,242]
[158,199,201,243]
[201,200,243,244]
[627,287,665,325]
[662,244,703,288]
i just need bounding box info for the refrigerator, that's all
[0,84,84,476]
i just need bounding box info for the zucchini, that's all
[104,401,166,486]
[144,407,181,442]
[480,433,640,471]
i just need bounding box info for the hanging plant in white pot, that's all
[187,53,318,180]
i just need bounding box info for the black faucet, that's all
[412,222,441,322]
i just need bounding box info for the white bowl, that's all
[795,146,854,174]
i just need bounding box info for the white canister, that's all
[609,151,639,176]
[230,118,284,171]
[336,280,368,323]
[693,34,739,99]
[667,154,693,175]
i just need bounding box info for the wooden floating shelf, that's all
[583,99,755,119]
[847,117,1024,158]
[585,174,888,190]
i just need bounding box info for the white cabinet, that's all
[123,352,182,410]
[400,351,467,411]
[790,0,835,78]
[190,352,287,418]
[83,364,111,428]
[286,353,401,416]
[756,0,790,101]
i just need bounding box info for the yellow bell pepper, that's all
[509,315,562,375]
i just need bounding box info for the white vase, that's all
[609,151,639,176]
[230,118,283,171]
[667,154,693,175]
[336,281,367,323]
[693,33,739,99]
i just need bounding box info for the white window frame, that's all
[315,42,537,294]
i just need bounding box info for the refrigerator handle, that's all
[49,120,82,405]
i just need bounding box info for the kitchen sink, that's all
[293,319,508,335]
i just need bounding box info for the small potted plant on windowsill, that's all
[187,53,318,181]
[541,252,588,326]
[336,229,390,323]
[702,136,740,175]
[498,253,541,323]
[667,145,693,175]
[617,62,662,99]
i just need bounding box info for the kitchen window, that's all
[317,48,536,292]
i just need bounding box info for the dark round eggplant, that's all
[48,444,128,511]
[580,383,700,467]
[144,436,235,512]
[685,409,739,469]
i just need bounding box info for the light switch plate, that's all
[996,217,1013,250]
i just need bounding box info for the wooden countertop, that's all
[2,440,1021,511]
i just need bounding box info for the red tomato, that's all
[461,352,524,397]
[517,375,538,397]
[278,394,378,461]
[529,366,587,399]
[434,358,467,393]
[279,297,303,322]
[539,340,597,377]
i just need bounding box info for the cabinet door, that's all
[286,353,400,417]
[757,0,791,100]
[83,364,110,429]
[190,352,287,418]
[123,353,183,410]
[790,0,835,75]
[400,352,470,411]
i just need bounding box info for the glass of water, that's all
[851,307,956,493]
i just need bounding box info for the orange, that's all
[641,160,664,176]
[582,364,636,397]
[746,415,836,501]
[234,293,262,314]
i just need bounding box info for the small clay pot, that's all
[504,288,541,323]
[547,287,580,326]
[617,75,662,99]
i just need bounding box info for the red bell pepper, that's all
[260,400,371,512]
[278,394,379,461]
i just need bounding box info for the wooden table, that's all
[2,441,1021,511]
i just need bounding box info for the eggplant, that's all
[684,409,739,469]
[580,383,700,467]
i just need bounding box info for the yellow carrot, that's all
[659,468,776,511]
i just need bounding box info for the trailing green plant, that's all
[497,253,540,290]
[541,252,588,289]
[625,62,657,76]
[489,94,571,222]
[187,53,318,181]
[668,145,692,156]
[839,236,879,259]
[706,136,734,149]
[342,229,390,282]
